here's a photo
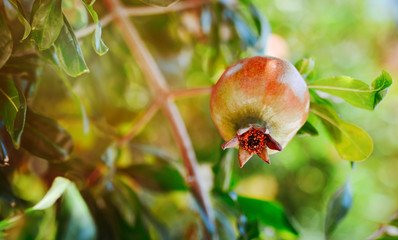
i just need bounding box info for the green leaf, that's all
[21,108,74,162]
[0,78,26,148]
[56,183,97,240]
[295,57,315,78]
[237,218,260,240]
[82,3,109,55]
[31,0,63,50]
[308,71,392,110]
[7,0,31,40]
[220,194,298,235]
[30,177,71,211]
[0,13,12,69]
[119,164,187,192]
[53,15,89,77]
[137,0,178,7]
[310,103,373,161]
[325,180,352,239]
[297,121,319,136]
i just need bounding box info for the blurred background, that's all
[3,0,398,239]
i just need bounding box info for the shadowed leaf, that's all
[297,121,319,136]
[7,0,31,40]
[119,164,187,192]
[56,183,97,240]
[21,109,74,162]
[0,169,17,206]
[311,103,373,161]
[325,180,352,239]
[220,194,298,235]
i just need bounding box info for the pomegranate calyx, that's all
[222,126,282,168]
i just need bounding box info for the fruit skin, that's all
[210,56,310,158]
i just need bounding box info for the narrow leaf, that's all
[0,13,12,69]
[297,121,319,136]
[137,0,178,7]
[325,180,353,239]
[225,9,257,50]
[31,177,71,211]
[82,3,109,55]
[308,71,392,110]
[7,0,31,40]
[0,78,25,148]
[248,3,271,53]
[12,85,26,148]
[31,0,63,50]
[21,108,74,162]
[56,184,97,240]
[311,103,373,161]
[295,57,315,78]
[119,164,187,192]
[53,15,89,77]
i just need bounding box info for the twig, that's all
[76,0,210,40]
[104,0,216,236]
[123,0,210,16]
[169,86,212,99]
[75,14,113,39]
[118,101,160,145]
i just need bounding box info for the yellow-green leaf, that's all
[310,103,373,161]
[308,71,392,110]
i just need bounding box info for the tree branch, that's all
[104,0,216,236]
[75,14,113,39]
[123,0,210,16]
[118,100,160,145]
[77,0,210,40]
[170,86,212,99]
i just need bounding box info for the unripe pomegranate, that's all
[210,56,310,167]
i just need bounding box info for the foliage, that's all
[0,0,396,239]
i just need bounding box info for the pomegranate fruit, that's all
[210,56,310,167]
